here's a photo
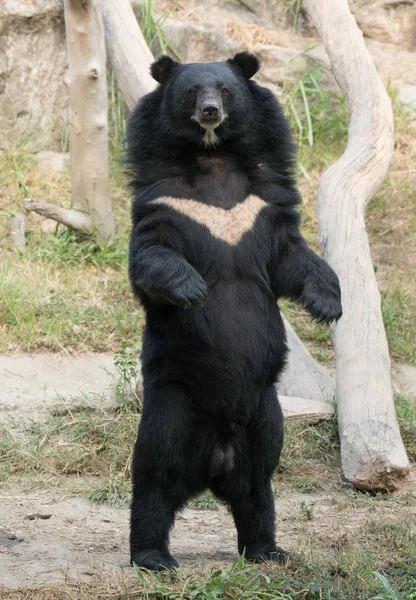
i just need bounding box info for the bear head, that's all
[150,52,260,147]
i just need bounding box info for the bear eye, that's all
[188,87,197,98]
[221,88,229,97]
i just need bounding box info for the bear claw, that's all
[245,546,290,565]
[132,549,179,571]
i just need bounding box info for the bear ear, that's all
[227,52,260,80]
[150,55,178,85]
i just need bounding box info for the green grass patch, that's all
[0,256,143,353]
[382,287,416,365]
[396,395,416,461]
[132,545,416,600]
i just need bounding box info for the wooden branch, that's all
[102,0,156,112]
[281,316,335,402]
[279,395,334,423]
[10,214,26,251]
[24,198,92,233]
[64,0,115,243]
[304,0,409,491]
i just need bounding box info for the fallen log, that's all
[304,0,409,491]
[280,316,335,403]
[102,0,156,112]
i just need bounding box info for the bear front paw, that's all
[165,277,209,309]
[302,275,342,324]
[303,292,343,324]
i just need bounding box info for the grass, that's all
[1,388,415,501]
[1,395,415,599]
[0,131,145,353]
[0,317,415,598]
[6,556,416,600]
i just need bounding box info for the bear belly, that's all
[143,280,286,420]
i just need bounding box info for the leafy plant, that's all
[114,339,142,409]
[282,0,303,34]
[140,0,181,59]
[133,555,298,599]
[283,69,348,176]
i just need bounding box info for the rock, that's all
[0,353,118,423]
[41,218,59,235]
[253,44,308,87]
[160,18,242,62]
[349,0,416,49]
[399,85,416,110]
[0,0,68,150]
[0,532,23,548]
[35,151,69,173]
[363,39,416,89]
[392,364,416,398]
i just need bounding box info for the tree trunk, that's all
[10,214,26,252]
[304,0,409,491]
[102,0,156,112]
[25,0,115,244]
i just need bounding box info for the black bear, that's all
[126,52,342,571]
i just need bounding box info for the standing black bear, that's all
[127,52,342,571]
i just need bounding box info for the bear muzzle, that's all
[194,94,224,127]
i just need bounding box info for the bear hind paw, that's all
[132,549,179,571]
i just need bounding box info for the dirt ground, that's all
[1,355,415,597]
[1,482,415,594]
[0,490,235,589]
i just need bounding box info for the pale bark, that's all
[304,0,409,490]
[26,0,115,243]
[24,198,91,233]
[10,214,26,252]
[102,0,156,112]
[279,395,334,423]
[280,316,336,403]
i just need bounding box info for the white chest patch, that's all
[152,194,267,245]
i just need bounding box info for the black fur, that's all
[126,54,342,571]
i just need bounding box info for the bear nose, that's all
[202,104,219,118]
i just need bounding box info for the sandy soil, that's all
[2,483,415,593]
[1,354,415,597]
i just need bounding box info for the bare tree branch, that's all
[304,0,409,491]
[24,198,92,233]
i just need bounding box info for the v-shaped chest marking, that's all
[151,194,267,245]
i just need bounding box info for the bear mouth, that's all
[192,112,224,127]
[191,114,228,147]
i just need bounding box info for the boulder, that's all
[349,0,416,49]
[399,85,416,111]
[35,150,69,173]
[0,0,68,150]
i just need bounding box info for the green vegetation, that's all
[1,394,415,599]
[140,0,182,58]
[132,551,416,600]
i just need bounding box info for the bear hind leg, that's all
[130,383,206,571]
[210,386,289,564]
